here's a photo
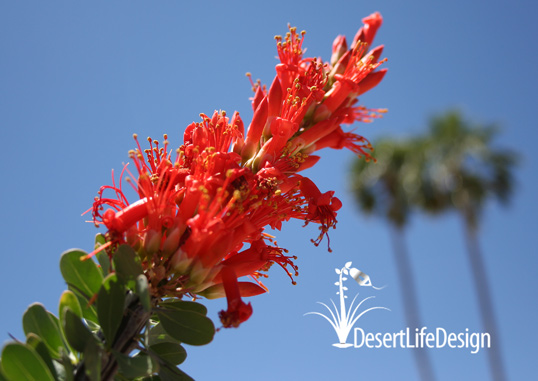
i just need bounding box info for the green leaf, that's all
[95,234,111,276]
[96,250,111,277]
[59,290,82,322]
[0,365,7,381]
[73,291,99,323]
[61,350,75,381]
[95,233,106,246]
[26,334,58,380]
[113,245,143,287]
[22,303,65,359]
[155,309,214,346]
[158,300,207,316]
[62,308,95,353]
[158,363,194,381]
[97,274,126,347]
[149,342,187,365]
[60,249,103,301]
[135,274,151,312]
[83,340,101,381]
[113,350,156,379]
[1,343,55,381]
[148,324,180,346]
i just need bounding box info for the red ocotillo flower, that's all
[91,12,387,328]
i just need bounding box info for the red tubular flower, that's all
[274,26,306,91]
[267,76,283,118]
[218,266,253,328]
[91,13,387,328]
[331,35,348,66]
[313,127,374,159]
[299,177,342,251]
[241,97,268,161]
[323,42,386,113]
[352,11,383,48]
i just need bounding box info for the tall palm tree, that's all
[419,111,516,381]
[350,139,436,381]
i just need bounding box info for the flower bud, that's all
[143,229,162,254]
[330,35,348,66]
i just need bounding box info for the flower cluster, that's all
[91,12,387,328]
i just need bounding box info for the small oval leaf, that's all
[148,323,180,346]
[155,309,215,346]
[83,340,102,381]
[95,233,106,247]
[135,274,151,312]
[1,343,55,381]
[94,234,111,277]
[96,253,111,278]
[26,334,58,380]
[22,303,65,359]
[113,351,156,379]
[113,245,143,286]
[97,274,126,347]
[158,300,207,316]
[150,342,187,365]
[73,290,99,324]
[158,363,194,381]
[63,308,94,353]
[60,250,103,300]
[59,290,82,322]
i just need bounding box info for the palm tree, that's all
[419,111,516,381]
[350,139,436,381]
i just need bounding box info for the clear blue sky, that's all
[1,1,536,380]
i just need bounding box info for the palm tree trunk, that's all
[462,216,507,381]
[389,224,436,381]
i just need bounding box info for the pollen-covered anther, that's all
[245,72,255,91]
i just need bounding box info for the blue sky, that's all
[1,1,536,380]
